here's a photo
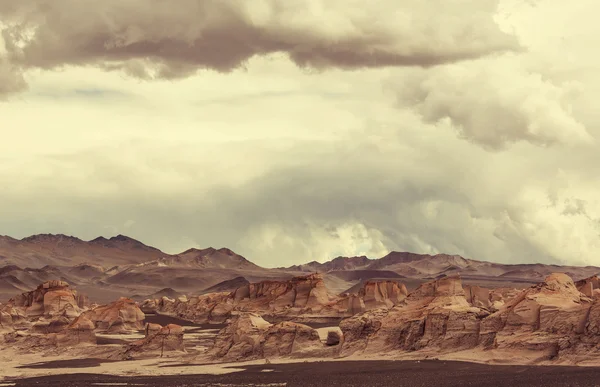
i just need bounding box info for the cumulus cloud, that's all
[391,55,592,150]
[0,0,516,90]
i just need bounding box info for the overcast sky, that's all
[1,0,599,267]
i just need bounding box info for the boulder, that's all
[326,330,342,346]
[211,312,272,360]
[12,281,82,318]
[82,297,145,333]
[210,312,330,361]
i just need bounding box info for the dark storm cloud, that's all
[0,0,518,91]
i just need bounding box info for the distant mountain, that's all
[286,256,373,272]
[288,251,600,282]
[167,247,261,270]
[0,233,167,268]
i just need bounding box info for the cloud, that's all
[0,0,517,93]
[0,58,26,97]
[391,55,592,150]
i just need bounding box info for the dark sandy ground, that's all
[10,360,600,387]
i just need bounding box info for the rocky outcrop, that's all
[339,273,600,363]
[126,323,185,357]
[56,316,96,346]
[479,273,592,358]
[359,280,408,310]
[81,297,145,334]
[149,274,409,325]
[12,281,83,318]
[575,275,600,298]
[211,312,333,361]
[340,275,489,357]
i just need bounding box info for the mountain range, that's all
[1,233,599,303]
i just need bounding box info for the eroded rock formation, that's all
[126,323,185,357]
[211,312,335,361]
[148,274,407,325]
[339,273,600,363]
[12,281,82,318]
[82,297,145,334]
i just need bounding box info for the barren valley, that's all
[3,234,600,385]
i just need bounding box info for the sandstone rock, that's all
[127,323,185,357]
[262,321,324,358]
[154,274,408,326]
[211,312,272,360]
[140,299,158,314]
[12,281,82,318]
[576,275,600,298]
[464,285,492,309]
[56,316,96,346]
[340,275,485,357]
[210,312,329,361]
[359,280,407,310]
[82,297,145,333]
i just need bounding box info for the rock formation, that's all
[126,323,185,357]
[56,315,96,346]
[338,273,600,363]
[82,297,145,333]
[148,274,408,325]
[211,312,335,361]
[359,280,408,310]
[12,281,83,317]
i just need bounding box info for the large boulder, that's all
[211,312,272,360]
[82,297,145,333]
[12,281,83,318]
[210,312,331,361]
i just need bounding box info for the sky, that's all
[1,0,599,268]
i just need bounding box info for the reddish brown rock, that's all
[127,323,185,357]
[82,297,145,333]
[210,312,331,361]
[340,275,486,357]
[152,274,409,326]
[12,281,83,318]
[56,315,96,346]
[359,280,408,310]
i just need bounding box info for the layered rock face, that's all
[211,313,333,361]
[82,297,145,333]
[340,273,600,363]
[148,274,407,325]
[359,280,408,310]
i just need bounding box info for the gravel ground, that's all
[10,360,600,387]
